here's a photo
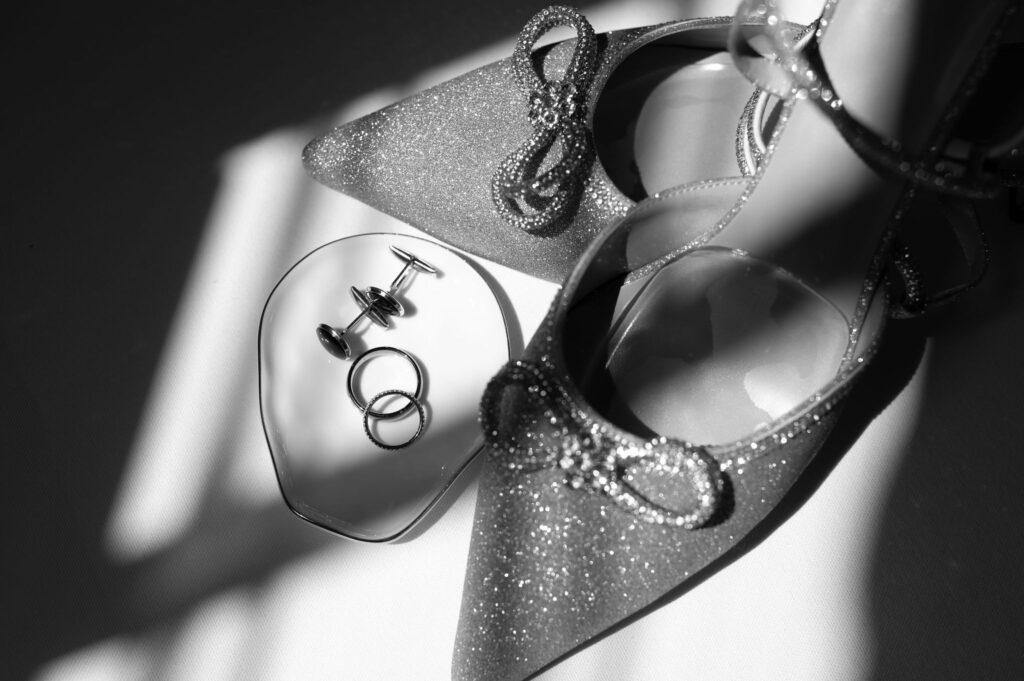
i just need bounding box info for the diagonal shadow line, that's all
[188,140,326,528]
[92,121,524,666]
[106,414,494,634]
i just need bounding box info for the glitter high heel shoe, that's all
[303,6,779,282]
[454,0,1018,678]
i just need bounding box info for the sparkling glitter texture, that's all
[453,0,1019,676]
[455,176,881,680]
[457,354,842,681]
[491,6,598,233]
[303,14,751,283]
[481,359,727,529]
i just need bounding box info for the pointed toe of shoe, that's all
[301,125,353,192]
[301,38,637,282]
[452,410,839,681]
[301,60,524,219]
[302,130,351,198]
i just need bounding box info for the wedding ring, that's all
[363,389,426,450]
[347,346,424,419]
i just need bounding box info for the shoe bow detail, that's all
[491,6,600,233]
[480,359,726,529]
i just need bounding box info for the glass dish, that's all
[259,233,510,541]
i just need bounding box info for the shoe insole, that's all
[569,98,892,447]
[570,247,850,445]
[564,0,1006,451]
[594,43,754,200]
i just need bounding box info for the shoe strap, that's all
[730,0,1019,315]
[888,195,991,318]
[728,0,1015,200]
[737,92,1002,316]
[736,50,1024,194]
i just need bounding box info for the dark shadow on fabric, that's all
[2,1,566,679]
[865,188,1024,681]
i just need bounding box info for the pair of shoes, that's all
[299,0,1020,676]
[303,7,769,282]
[454,0,1019,678]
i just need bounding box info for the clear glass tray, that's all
[259,233,509,541]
